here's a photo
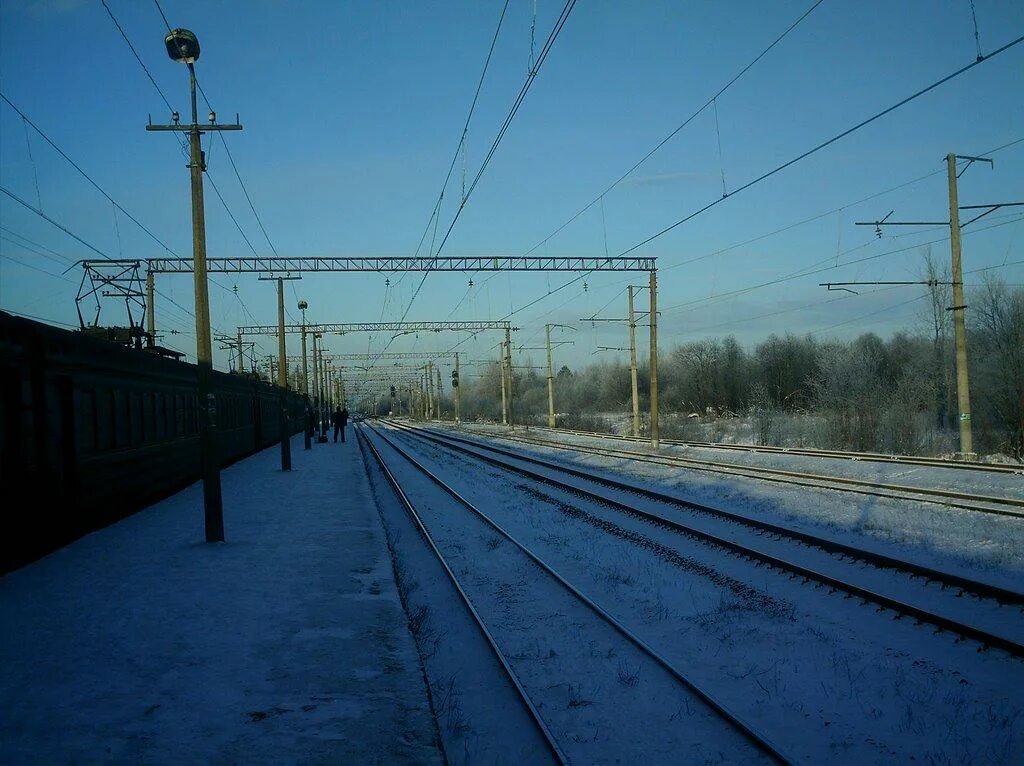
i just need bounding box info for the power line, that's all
[2,308,78,328]
[0,250,75,283]
[618,33,1024,258]
[388,0,514,311]
[1,186,114,261]
[99,0,265,337]
[100,0,175,113]
[666,213,1024,316]
[396,0,578,328]
[457,134,1024,359]
[0,226,75,265]
[358,0,578,375]
[216,135,279,257]
[412,0,512,261]
[0,184,218,333]
[152,0,279,260]
[524,0,825,256]
[1,92,181,257]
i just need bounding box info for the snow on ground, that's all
[455,423,1024,589]
[0,434,441,765]
[383,423,1024,764]
[472,422,1024,501]
[363,426,769,764]
[356,430,561,765]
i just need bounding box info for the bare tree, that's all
[971,277,1024,458]
[920,248,952,429]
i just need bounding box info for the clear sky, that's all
[1,0,1022,380]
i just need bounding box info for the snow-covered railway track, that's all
[467,428,1024,518]
[356,426,568,765]
[524,424,1024,475]
[360,423,790,765]
[386,421,1024,659]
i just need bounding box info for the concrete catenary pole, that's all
[145,270,156,347]
[276,278,291,470]
[499,343,508,426]
[505,327,514,428]
[946,153,974,458]
[454,352,461,424]
[546,323,556,428]
[311,333,320,432]
[628,286,640,438]
[649,269,659,448]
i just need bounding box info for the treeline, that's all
[442,277,1023,459]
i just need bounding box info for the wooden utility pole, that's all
[649,270,659,448]
[946,153,974,458]
[276,278,291,470]
[627,286,640,438]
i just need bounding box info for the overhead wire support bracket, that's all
[820,280,947,295]
[957,201,1024,227]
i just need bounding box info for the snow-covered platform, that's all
[0,433,442,764]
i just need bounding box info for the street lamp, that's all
[146,28,242,543]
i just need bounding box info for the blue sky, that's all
[1,0,1022,378]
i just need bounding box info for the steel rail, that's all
[364,422,792,764]
[524,424,1024,475]
[387,422,1024,657]
[356,427,568,765]
[483,429,1024,518]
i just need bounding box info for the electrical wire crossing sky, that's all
[0,0,1021,374]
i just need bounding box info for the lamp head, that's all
[165,28,200,64]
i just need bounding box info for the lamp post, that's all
[146,28,242,543]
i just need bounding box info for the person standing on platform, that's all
[331,405,349,443]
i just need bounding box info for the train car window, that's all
[75,388,97,453]
[129,391,143,445]
[175,394,184,437]
[144,392,156,442]
[97,389,114,450]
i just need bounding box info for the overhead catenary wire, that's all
[0,226,75,266]
[350,0,578,382]
[95,0,273,345]
[617,33,1024,258]
[1,91,255,336]
[384,0,515,312]
[477,123,1024,353]
[1,92,181,257]
[664,212,1024,317]
[394,0,579,332]
[524,0,825,256]
[0,184,224,334]
[456,0,826,309]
